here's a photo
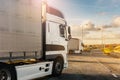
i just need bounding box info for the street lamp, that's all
[81,24,88,43]
[81,25,84,43]
[101,27,105,49]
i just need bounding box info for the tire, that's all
[52,57,64,77]
[0,66,16,80]
[80,50,82,54]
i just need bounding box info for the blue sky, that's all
[48,0,120,44]
[48,0,120,25]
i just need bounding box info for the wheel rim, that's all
[0,69,11,80]
[55,62,62,73]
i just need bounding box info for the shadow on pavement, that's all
[35,73,120,80]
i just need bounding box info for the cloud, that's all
[112,16,120,27]
[71,17,120,40]
[97,12,107,16]
[98,16,120,29]
[82,21,94,30]
[71,25,89,34]
[102,25,113,29]
[82,21,100,31]
[84,31,120,40]
[71,20,102,39]
[71,25,90,39]
[85,33,101,40]
[112,32,120,39]
[71,26,81,36]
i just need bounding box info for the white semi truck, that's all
[68,38,84,54]
[0,0,71,80]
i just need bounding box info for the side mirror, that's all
[81,42,84,47]
[68,26,71,40]
[68,26,71,35]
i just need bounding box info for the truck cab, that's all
[0,0,71,80]
[46,6,69,68]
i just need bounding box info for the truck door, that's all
[46,21,61,45]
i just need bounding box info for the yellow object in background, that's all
[103,48,112,54]
[113,46,120,53]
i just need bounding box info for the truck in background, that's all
[0,0,71,80]
[68,38,84,54]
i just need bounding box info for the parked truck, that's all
[68,38,84,54]
[0,0,71,80]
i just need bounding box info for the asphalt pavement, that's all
[35,49,120,80]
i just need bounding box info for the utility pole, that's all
[81,25,84,43]
[101,27,105,49]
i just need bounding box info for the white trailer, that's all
[0,0,71,80]
[68,38,84,54]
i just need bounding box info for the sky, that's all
[48,0,120,44]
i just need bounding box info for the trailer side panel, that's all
[0,0,42,59]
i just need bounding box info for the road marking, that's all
[95,59,118,78]
[92,57,111,73]
[112,74,118,78]
[91,56,118,78]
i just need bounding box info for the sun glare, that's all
[47,0,61,8]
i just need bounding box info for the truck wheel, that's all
[52,57,64,76]
[0,67,16,80]
[80,50,82,54]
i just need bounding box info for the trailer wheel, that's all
[80,50,82,54]
[52,57,64,76]
[0,67,16,80]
